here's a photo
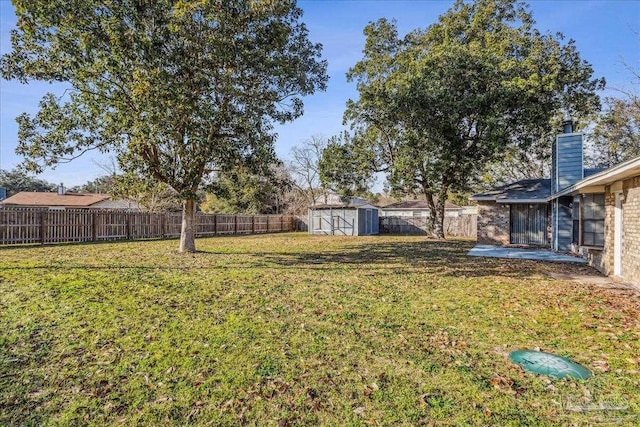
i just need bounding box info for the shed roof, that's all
[471,179,551,203]
[1,192,111,207]
[311,202,377,210]
[382,200,460,210]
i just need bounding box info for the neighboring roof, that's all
[382,200,460,210]
[554,156,640,198]
[1,192,111,207]
[471,179,551,203]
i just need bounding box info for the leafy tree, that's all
[201,161,292,214]
[69,175,116,194]
[480,114,571,186]
[323,0,603,238]
[0,168,57,196]
[1,0,327,251]
[587,96,640,168]
[319,133,376,200]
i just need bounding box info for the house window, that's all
[582,194,605,247]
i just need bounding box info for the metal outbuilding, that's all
[308,203,379,236]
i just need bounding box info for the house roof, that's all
[1,192,111,207]
[471,157,640,203]
[471,179,551,203]
[382,200,460,210]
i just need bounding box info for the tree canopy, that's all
[0,168,57,197]
[200,161,292,214]
[1,0,327,251]
[321,0,603,237]
[587,96,640,168]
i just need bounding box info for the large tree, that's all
[322,0,603,238]
[1,0,327,251]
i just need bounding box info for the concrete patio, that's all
[467,245,586,263]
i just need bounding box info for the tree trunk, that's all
[179,198,197,252]
[432,200,446,239]
[424,188,446,239]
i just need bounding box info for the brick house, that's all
[471,120,640,286]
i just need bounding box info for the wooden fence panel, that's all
[96,211,127,240]
[236,215,253,234]
[0,207,297,246]
[196,214,217,237]
[165,214,182,237]
[380,214,477,238]
[45,209,93,243]
[0,208,41,244]
[254,216,268,233]
[214,214,235,234]
[129,212,163,239]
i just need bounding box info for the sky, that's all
[1,0,639,188]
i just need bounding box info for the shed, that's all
[308,203,379,236]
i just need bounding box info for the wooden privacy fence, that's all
[0,208,295,245]
[379,215,477,238]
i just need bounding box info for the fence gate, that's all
[510,204,548,246]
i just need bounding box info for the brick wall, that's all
[477,201,510,245]
[585,176,640,286]
[622,176,640,285]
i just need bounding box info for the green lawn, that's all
[1,233,638,426]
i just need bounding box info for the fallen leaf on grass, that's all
[592,360,610,372]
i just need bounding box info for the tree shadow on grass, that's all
[260,239,601,279]
[0,238,601,280]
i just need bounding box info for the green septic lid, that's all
[509,350,592,379]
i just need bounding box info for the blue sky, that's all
[1,0,639,187]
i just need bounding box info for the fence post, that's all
[213,214,217,235]
[160,213,165,239]
[234,215,238,234]
[39,210,46,245]
[91,211,97,241]
[266,215,269,233]
[125,213,131,240]
[280,215,284,232]
[252,215,255,234]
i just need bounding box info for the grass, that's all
[1,233,639,426]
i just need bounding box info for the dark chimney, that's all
[562,118,573,134]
